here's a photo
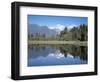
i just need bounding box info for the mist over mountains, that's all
[28,24,59,37]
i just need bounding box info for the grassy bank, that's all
[28,40,87,46]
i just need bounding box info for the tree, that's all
[59,27,68,37]
[59,24,87,41]
[28,24,87,41]
[42,33,46,38]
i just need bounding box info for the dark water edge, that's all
[28,44,88,67]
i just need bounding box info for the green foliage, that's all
[28,24,88,41]
[59,24,87,41]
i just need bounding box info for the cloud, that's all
[67,25,78,29]
[48,53,64,59]
[49,24,65,31]
[48,24,78,32]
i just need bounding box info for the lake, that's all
[28,44,88,67]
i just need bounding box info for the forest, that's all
[28,24,87,41]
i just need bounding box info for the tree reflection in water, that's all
[28,44,87,61]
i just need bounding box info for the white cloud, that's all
[67,53,74,58]
[48,52,65,59]
[49,24,65,31]
[67,25,78,30]
[48,24,78,32]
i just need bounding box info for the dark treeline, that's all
[60,24,87,41]
[28,24,87,41]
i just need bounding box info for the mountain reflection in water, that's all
[28,44,88,66]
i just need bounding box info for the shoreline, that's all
[28,41,87,46]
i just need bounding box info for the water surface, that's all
[28,44,87,66]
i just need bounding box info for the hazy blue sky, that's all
[28,15,88,31]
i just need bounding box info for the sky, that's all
[28,15,88,31]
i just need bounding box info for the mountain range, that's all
[28,24,59,37]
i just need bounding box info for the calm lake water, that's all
[28,44,88,67]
